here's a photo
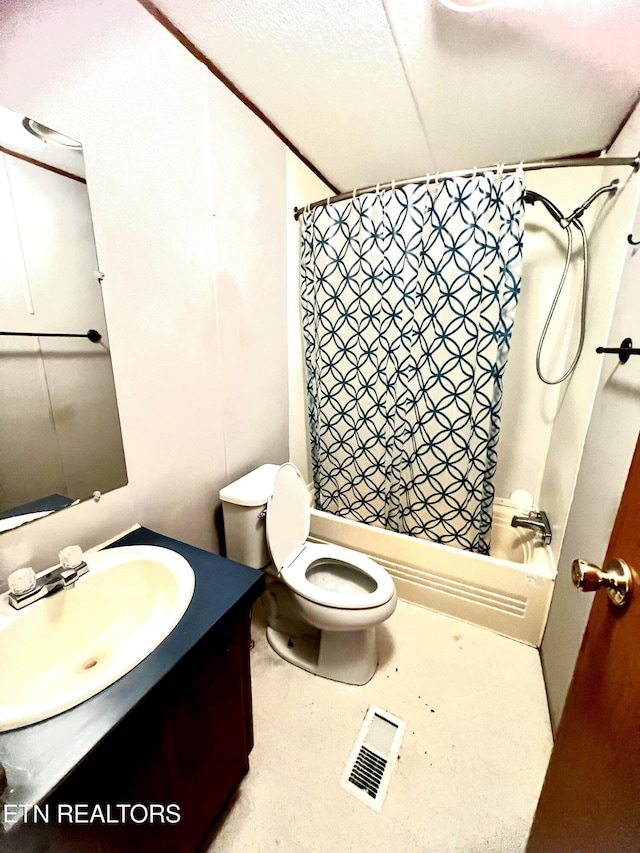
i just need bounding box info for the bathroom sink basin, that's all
[0,545,195,732]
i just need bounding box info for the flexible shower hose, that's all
[535,217,589,385]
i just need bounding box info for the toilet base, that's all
[266,625,378,686]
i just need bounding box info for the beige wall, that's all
[0,0,290,580]
[208,77,289,483]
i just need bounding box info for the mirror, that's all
[0,104,127,532]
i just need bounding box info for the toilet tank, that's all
[219,464,280,568]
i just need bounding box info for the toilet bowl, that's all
[280,543,397,630]
[220,463,397,685]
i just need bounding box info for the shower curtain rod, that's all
[293,153,640,220]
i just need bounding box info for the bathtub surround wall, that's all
[494,166,602,515]
[466,161,638,560]
[541,102,640,730]
[0,0,295,580]
[536,163,640,560]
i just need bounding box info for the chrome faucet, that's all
[7,560,88,611]
[510,509,552,545]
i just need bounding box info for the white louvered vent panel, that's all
[340,705,405,811]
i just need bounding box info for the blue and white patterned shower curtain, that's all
[300,174,525,554]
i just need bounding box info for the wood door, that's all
[527,432,640,852]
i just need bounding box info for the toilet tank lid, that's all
[219,464,280,506]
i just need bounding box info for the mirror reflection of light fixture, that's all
[438,0,501,11]
[22,116,82,149]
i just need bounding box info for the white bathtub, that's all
[308,502,556,647]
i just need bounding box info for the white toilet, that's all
[219,463,397,685]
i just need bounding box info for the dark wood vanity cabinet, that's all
[5,610,255,853]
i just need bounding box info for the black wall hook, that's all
[596,337,640,364]
[0,329,102,343]
[628,233,640,246]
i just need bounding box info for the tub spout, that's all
[511,510,552,545]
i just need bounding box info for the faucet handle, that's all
[58,545,84,569]
[8,568,36,596]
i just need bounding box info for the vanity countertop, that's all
[0,526,264,821]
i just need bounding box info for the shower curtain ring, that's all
[423,173,432,204]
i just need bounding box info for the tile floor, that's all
[203,599,553,853]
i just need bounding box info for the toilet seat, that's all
[266,463,394,611]
[281,542,395,610]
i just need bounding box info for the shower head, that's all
[524,190,567,227]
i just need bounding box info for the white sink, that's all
[0,545,195,732]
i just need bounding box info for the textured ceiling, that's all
[150,0,640,191]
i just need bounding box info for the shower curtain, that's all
[299,173,525,554]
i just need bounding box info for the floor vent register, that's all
[340,704,405,811]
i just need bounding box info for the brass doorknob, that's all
[571,557,633,606]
